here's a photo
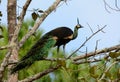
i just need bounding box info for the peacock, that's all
[11,18,83,74]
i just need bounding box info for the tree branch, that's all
[11,0,32,44]
[0,0,32,81]
[73,44,120,61]
[103,0,120,13]
[18,0,61,48]
[0,44,16,50]
[0,51,11,80]
[19,65,61,82]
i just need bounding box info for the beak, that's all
[81,25,84,28]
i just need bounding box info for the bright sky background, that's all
[0,0,120,53]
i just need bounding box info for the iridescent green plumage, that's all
[11,18,83,74]
[11,35,56,74]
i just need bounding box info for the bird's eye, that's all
[76,24,81,28]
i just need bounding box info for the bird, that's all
[10,18,83,74]
[47,18,83,53]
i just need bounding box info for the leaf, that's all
[0,11,2,17]
[17,16,20,20]
[89,65,97,74]
[89,65,99,78]
[90,74,99,78]
[38,10,44,13]
[105,71,111,78]
[57,59,66,68]
[109,52,120,58]
[31,12,38,21]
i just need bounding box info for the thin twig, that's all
[67,25,106,59]
[93,40,100,60]
[87,23,94,34]
[103,0,111,13]
[103,0,120,13]
[115,0,120,10]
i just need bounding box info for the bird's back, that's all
[46,27,73,47]
[47,27,73,39]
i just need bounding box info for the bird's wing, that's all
[47,27,73,39]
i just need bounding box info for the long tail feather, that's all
[10,58,33,74]
[11,36,56,74]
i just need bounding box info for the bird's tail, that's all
[10,58,34,74]
[11,36,56,74]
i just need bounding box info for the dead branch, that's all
[67,25,106,59]
[87,23,94,34]
[18,0,62,48]
[115,0,120,10]
[92,40,100,60]
[73,44,120,61]
[73,54,120,65]
[19,65,61,82]
[103,0,120,13]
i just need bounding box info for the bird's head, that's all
[75,18,83,29]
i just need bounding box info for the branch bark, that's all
[7,0,18,82]
[0,0,32,81]
[19,65,61,82]
[73,44,120,61]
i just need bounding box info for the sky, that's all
[0,0,120,53]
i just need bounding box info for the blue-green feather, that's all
[11,35,56,74]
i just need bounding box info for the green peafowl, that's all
[11,18,83,74]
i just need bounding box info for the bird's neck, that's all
[72,27,78,40]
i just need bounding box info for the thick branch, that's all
[19,65,61,82]
[0,0,32,81]
[73,44,120,61]
[11,0,32,43]
[18,0,61,48]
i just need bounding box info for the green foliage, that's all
[0,26,8,61]
[109,52,120,58]
[0,19,120,82]
[18,20,43,57]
